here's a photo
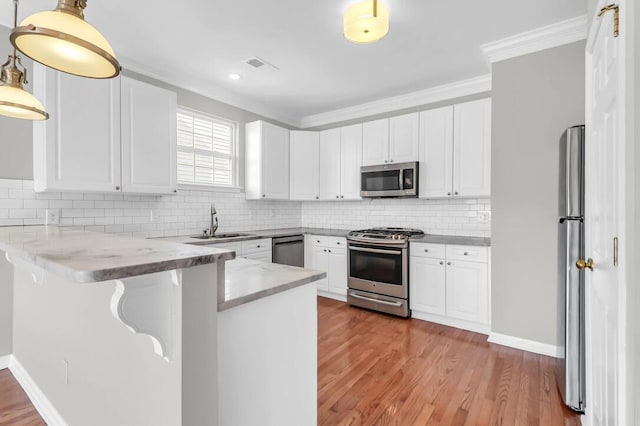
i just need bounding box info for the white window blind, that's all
[177,109,237,187]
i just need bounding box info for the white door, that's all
[328,249,347,295]
[445,260,488,324]
[409,256,446,315]
[340,124,363,200]
[452,98,491,197]
[419,106,453,198]
[311,246,329,292]
[262,122,290,199]
[33,64,121,193]
[389,112,419,164]
[319,128,341,200]
[362,118,389,166]
[289,131,319,200]
[121,77,177,194]
[584,3,628,424]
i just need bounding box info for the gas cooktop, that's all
[347,227,425,243]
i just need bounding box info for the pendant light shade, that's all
[344,0,389,44]
[10,0,120,79]
[0,82,48,120]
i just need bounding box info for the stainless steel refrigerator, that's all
[556,125,586,413]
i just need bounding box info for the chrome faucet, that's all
[203,203,219,237]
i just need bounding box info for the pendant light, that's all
[0,0,48,120]
[343,0,389,44]
[10,0,120,79]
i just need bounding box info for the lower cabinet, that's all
[306,235,347,300]
[410,243,489,333]
[207,238,272,263]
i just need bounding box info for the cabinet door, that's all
[290,131,319,200]
[419,106,453,198]
[445,260,488,324]
[33,64,121,192]
[453,98,491,197]
[121,77,177,194]
[262,122,290,199]
[328,248,347,295]
[409,256,446,315]
[389,112,419,164]
[362,118,389,166]
[319,128,342,200]
[340,124,363,200]
[310,246,329,292]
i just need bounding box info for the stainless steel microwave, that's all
[360,161,419,198]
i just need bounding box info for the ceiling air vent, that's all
[244,56,279,73]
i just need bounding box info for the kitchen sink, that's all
[191,233,253,240]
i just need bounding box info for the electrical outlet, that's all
[46,209,60,225]
[477,211,491,224]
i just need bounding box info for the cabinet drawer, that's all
[241,238,272,254]
[326,237,346,248]
[410,243,446,259]
[310,235,328,247]
[446,245,488,262]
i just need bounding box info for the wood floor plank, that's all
[0,369,44,426]
[318,296,581,426]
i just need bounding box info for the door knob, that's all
[576,258,594,271]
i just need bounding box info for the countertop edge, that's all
[218,270,327,312]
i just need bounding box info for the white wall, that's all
[491,41,585,346]
[301,197,491,237]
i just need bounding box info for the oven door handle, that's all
[348,246,402,255]
[349,292,403,307]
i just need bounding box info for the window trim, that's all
[176,106,239,189]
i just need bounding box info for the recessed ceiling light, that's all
[229,73,241,80]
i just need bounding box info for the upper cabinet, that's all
[245,121,290,200]
[290,131,320,200]
[32,64,178,194]
[419,98,491,198]
[318,128,341,200]
[362,113,419,166]
[339,124,363,200]
[121,77,177,194]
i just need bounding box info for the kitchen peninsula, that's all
[0,225,324,426]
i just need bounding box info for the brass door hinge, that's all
[598,4,619,37]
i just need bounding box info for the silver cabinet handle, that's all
[116,186,120,190]
[349,292,402,307]
[336,242,341,245]
[447,262,452,266]
[455,192,459,195]
[257,245,261,248]
[341,195,344,198]
[384,160,388,163]
[447,192,451,196]
[439,261,444,265]
[315,196,319,199]
[390,159,394,163]
[349,246,402,255]
[262,194,266,198]
[328,249,331,253]
[336,195,339,198]
[424,249,429,252]
[464,252,468,256]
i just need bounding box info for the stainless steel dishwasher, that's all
[272,235,304,267]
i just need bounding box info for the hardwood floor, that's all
[0,369,43,426]
[318,296,581,426]
[0,297,581,426]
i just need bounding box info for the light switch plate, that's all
[477,211,491,224]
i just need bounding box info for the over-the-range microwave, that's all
[360,161,419,198]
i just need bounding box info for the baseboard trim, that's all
[9,356,67,426]
[487,332,562,358]
[411,311,490,335]
[317,291,347,303]
[0,353,10,370]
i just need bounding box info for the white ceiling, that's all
[0,0,586,126]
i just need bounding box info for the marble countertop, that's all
[219,258,326,311]
[158,227,351,245]
[0,226,235,283]
[410,234,491,247]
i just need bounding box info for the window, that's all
[176,108,237,187]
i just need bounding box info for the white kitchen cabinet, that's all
[419,98,491,199]
[410,242,489,333]
[362,113,419,166]
[409,256,446,315]
[453,98,491,197]
[389,112,420,164]
[306,235,347,299]
[206,238,272,263]
[33,64,122,193]
[33,65,178,194]
[319,128,342,200]
[339,124,363,200]
[290,131,320,200]
[121,77,177,194]
[245,121,290,200]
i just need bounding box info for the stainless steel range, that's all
[347,227,424,317]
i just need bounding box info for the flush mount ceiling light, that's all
[229,73,241,80]
[0,0,48,120]
[10,0,121,79]
[343,0,389,44]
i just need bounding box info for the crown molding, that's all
[118,55,300,128]
[298,74,491,129]
[481,15,588,63]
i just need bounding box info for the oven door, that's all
[347,243,408,299]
